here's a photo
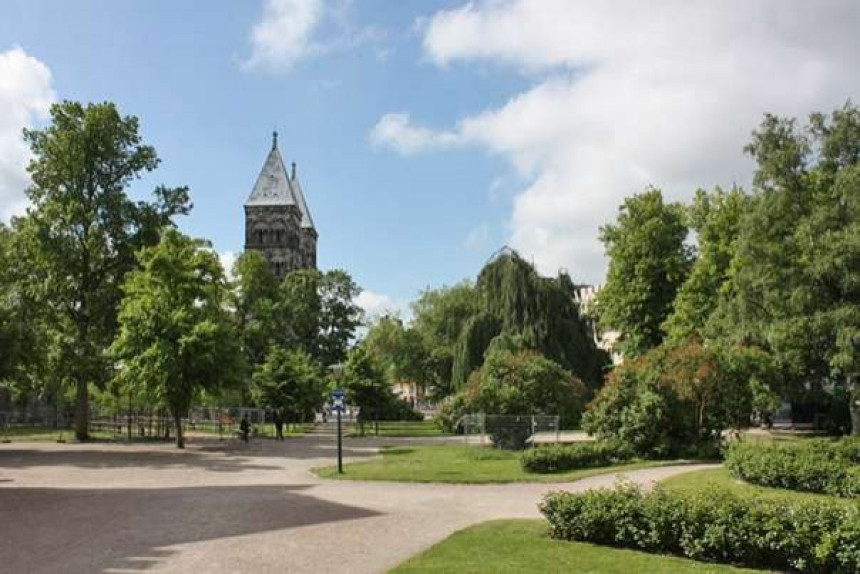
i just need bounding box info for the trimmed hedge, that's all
[521,441,634,473]
[540,483,860,573]
[725,439,860,498]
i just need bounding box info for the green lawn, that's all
[347,421,451,438]
[391,520,761,573]
[314,444,681,484]
[660,466,855,505]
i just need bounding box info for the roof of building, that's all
[291,176,315,230]
[245,133,316,230]
[245,135,297,208]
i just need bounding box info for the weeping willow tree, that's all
[452,248,609,389]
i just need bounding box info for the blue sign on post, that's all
[331,389,345,412]
[331,389,346,474]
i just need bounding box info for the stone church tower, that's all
[244,132,317,278]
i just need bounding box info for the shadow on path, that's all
[0,484,380,573]
[0,448,283,473]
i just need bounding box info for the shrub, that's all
[540,483,859,573]
[376,398,424,422]
[725,439,860,497]
[582,340,769,457]
[466,349,589,431]
[521,441,634,473]
[433,394,469,433]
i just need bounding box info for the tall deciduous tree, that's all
[598,188,691,357]
[17,101,189,439]
[342,344,391,435]
[663,186,749,341]
[111,230,241,448]
[232,251,279,369]
[318,270,362,367]
[364,315,431,390]
[452,249,607,390]
[728,104,860,434]
[253,347,324,423]
[411,282,480,394]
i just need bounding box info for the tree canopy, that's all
[15,101,190,439]
[452,249,608,390]
[111,229,242,447]
[598,188,692,357]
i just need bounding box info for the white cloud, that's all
[377,0,860,283]
[356,289,411,321]
[0,46,54,221]
[244,0,387,72]
[244,0,324,71]
[369,113,461,156]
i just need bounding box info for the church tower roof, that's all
[245,132,316,232]
[290,163,316,231]
[245,131,297,208]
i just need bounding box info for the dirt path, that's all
[0,436,716,574]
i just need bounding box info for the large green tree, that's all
[452,249,607,390]
[727,104,860,433]
[318,270,362,367]
[341,344,392,435]
[276,269,323,356]
[410,282,480,394]
[252,347,324,423]
[598,188,692,357]
[111,229,241,448]
[465,348,588,430]
[16,101,189,439]
[663,186,749,341]
[232,250,279,369]
[364,315,431,389]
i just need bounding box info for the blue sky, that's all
[1,1,858,316]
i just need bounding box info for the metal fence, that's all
[0,406,271,442]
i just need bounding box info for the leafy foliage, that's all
[464,348,589,431]
[252,346,325,423]
[725,439,860,497]
[521,441,634,473]
[15,101,189,438]
[410,282,480,395]
[364,315,431,390]
[598,188,692,356]
[722,103,860,433]
[663,186,749,341]
[541,483,860,573]
[452,250,608,390]
[110,230,241,447]
[582,340,761,456]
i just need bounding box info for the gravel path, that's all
[0,435,716,573]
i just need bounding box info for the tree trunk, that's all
[74,379,89,441]
[174,412,184,449]
[850,374,860,436]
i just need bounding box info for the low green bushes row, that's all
[725,438,860,498]
[521,441,634,473]
[540,483,860,573]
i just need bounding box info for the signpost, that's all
[331,389,345,474]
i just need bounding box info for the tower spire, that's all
[272,130,278,150]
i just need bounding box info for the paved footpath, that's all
[0,434,715,574]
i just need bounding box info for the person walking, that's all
[273,411,285,441]
[239,415,250,443]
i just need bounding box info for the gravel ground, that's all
[0,435,716,574]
